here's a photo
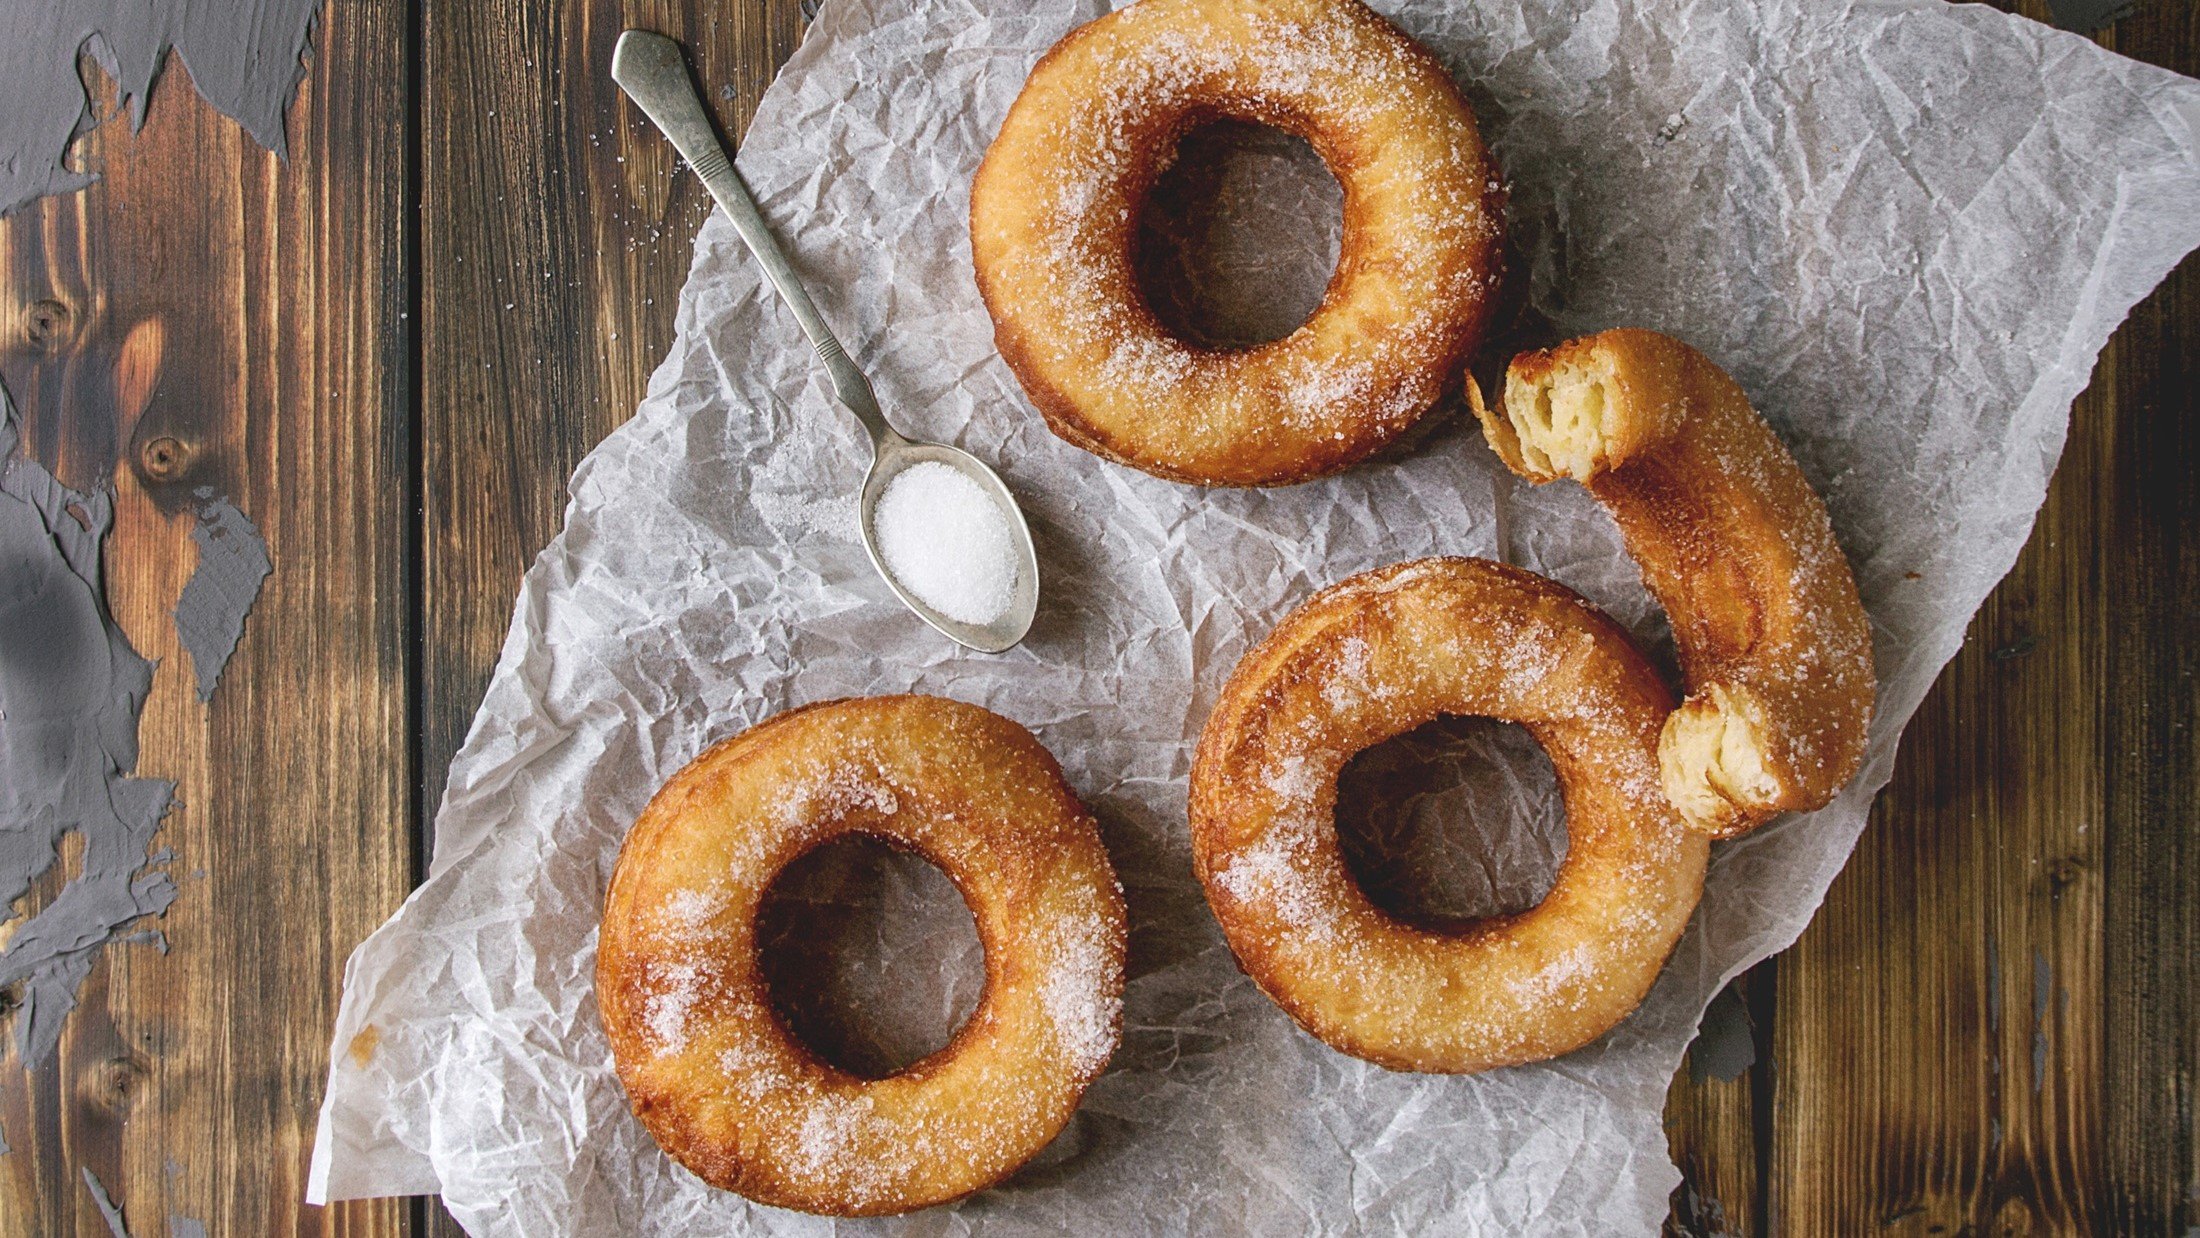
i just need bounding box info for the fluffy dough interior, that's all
[1658,684,1782,827]
[1504,355,1617,481]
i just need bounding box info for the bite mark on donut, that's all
[1658,684,1782,831]
[1487,350,1620,482]
[1470,330,1876,838]
[1513,360,1619,481]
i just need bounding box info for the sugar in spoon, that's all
[611,30,1039,653]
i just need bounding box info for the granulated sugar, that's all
[1040,909,1120,1077]
[644,962,705,1054]
[871,462,1019,626]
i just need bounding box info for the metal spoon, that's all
[611,30,1039,653]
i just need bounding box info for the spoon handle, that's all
[611,30,893,447]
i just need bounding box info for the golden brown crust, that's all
[1188,558,1709,1072]
[970,0,1505,487]
[1469,328,1876,837]
[598,696,1127,1216]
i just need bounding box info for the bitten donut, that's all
[970,0,1505,487]
[1189,558,1708,1073]
[1468,329,1875,838]
[598,696,1127,1216]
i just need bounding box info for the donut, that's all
[1467,328,1875,838]
[597,695,1127,1216]
[970,0,1505,487]
[1188,558,1709,1073]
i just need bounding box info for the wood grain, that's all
[1666,965,1774,1237]
[0,0,413,1231]
[1666,3,2197,1230]
[2096,210,2197,1238]
[418,0,805,820]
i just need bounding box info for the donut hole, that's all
[756,835,984,1079]
[1132,118,1343,350]
[1333,715,1569,929]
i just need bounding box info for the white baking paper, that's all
[307,0,2200,1231]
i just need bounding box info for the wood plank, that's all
[418,0,805,818]
[2095,160,2198,1235]
[2089,16,2200,1215]
[0,0,413,1230]
[417,1,807,1230]
[1769,498,2108,1231]
[1666,964,1773,1237]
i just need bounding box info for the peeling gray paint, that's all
[119,927,170,953]
[174,487,270,700]
[0,393,179,1068]
[163,1157,208,1236]
[1687,980,1757,1083]
[2032,951,2052,1095]
[1985,934,2002,1035]
[1670,1177,1735,1238]
[82,1165,133,1238]
[0,0,323,216]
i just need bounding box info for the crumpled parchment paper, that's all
[307,0,2200,1231]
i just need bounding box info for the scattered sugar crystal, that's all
[717,1042,781,1100]
[783,765,901,827]
[794,1094,893,1192]
[1262,752,1321,801]
[1214,817,1336,942]
[1322,636,1377,709]
[871,461,1020,626]
[644,962,705,1054]
[661,887,720,930]
[1509,942,1596,1009]
[1041,911,1119,1076]
[751,485,860,543]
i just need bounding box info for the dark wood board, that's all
[0,0,414,1231]
[418,0,804,825]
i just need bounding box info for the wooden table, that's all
[1,1,2190,1233]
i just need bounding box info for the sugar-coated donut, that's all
[1469,329,1875,838]
[598,696,1127,1216]
[1189,558,1708,1073]
[970,0,1505,487]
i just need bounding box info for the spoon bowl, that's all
[613,29,1038,652]
[859,434,1041,654]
